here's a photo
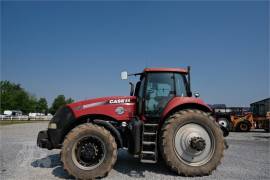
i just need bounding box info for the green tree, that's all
[36,98,48,114]
[50,95,66,114]
[49,95,74,114]
[65,98,74,104]
[49,95,75,114]
[0,81,37,114]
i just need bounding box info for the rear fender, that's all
[160,98,229,137]
[162,97,212,122]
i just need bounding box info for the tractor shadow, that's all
[31,149,177,179]
[31,154,74,179]
[112,149,177,178]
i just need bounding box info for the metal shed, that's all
[250,98,270,116]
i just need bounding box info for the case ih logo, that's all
[109,99,131,104]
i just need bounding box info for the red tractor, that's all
[37,67,227,179]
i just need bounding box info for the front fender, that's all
[92,119,123,148]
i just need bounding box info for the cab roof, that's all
[143,67,188,74]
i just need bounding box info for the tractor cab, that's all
[122,67,193,119]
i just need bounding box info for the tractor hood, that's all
[67,96,137,121]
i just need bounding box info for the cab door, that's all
[144,73,175,118]
[136,77,145,116]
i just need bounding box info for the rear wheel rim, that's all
[218,119,228,128]
[174,123,215,166]
[72,135,106,170]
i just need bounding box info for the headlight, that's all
[48,122,57,129]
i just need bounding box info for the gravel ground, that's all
[0,122,269,180]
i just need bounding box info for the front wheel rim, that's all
[72,135,106,170]
[174,123,215,166]
[240,123,248,131]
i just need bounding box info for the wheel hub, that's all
[174,123,215,166]
[72,136,106,170]
[80,143,97,161]
[190,137,206,151]
[219,120,227,127]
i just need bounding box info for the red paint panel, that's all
[67,96,136,121]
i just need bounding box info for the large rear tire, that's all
[61,123,117,179]
[160,109,224,176]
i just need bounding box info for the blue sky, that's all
[1,1,269,106]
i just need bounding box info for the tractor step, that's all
[141,151,156,155]
[143,132,156,135]
[144,123,158,127]
[140,122,159,163]
[140,159,157,164]
[143,141,156,145]
[142,141,156,145]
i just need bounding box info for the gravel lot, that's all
[0,122,269,180]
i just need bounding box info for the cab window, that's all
[175,73,187,97]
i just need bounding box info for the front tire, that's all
[160,109,224,176]
[237,121,250,132]
[61,123,117,179]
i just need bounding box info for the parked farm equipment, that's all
[37,67,227,179]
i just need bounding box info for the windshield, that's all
[135,72,188,117]
[145,73,175,117]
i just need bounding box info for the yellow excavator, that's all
[230,113,255,132]
[230,111,270,132]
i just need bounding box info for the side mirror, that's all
[194,93,200,98]
[121,71,128,80]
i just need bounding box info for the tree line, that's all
[0,81,74,115]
